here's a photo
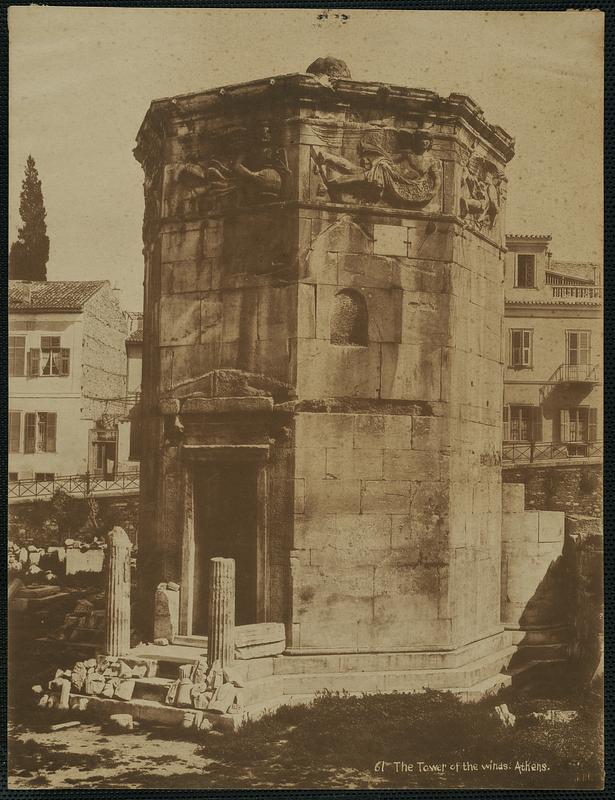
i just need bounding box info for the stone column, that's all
[105,526,132,656]
[207,557,235,667]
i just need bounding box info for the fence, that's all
[8,470,140,502]
[502,441,602,465]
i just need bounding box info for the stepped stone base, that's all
[43,629,545,730]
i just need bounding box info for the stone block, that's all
[295,413,354,451]
[373,564,441,623]
[383,449,441,481]
[295,339,381,399]
[334,513,392,551]
[502,483,525,513]
[65,549,105,576]
[294,447,327,480]
[501,510,539,544]
[161,224,203,263]
[297,282,316,338]
[159,296,201,346]
[538,511,565,543]
[293,514,336,549]
[162,260,212,295]
[303,478,361,515]
[361,480,412,514]
[295,622,358,651]
[373,223,408,256]
[293,565,373,627]
[325,448,383,481]
[380,342,442,402]
[337,253,395,289]
[200,296,223,343]
[412,415,449,452]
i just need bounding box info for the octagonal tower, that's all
[135,58,515,674]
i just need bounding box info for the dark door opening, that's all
[192,462,258,635]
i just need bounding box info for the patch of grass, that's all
[196,688,603,789]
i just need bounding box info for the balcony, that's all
[502,441,602,466]
[551,285,601,300]
[539,363,600,404]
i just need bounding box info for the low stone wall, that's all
[565,516,603,684]
[501,484,567,630]
[502,464,602,517]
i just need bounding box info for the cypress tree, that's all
[9,155,50,280]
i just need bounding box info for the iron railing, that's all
[502,441,602,465]
[8,470,140,501]
[539,363,600,403]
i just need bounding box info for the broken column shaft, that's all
[105,526,132,656]
[207,557,235,667]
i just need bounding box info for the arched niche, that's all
[330,289,368,347]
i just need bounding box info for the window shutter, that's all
[60,348,70,376]
[24,413,36,453]
[502,406,509,441]
[8,411,21,453]
[27,349,40,377]
[46,413,57,453]
[532,406,542,442]
[588,408,598,442]
[559,409,570,443]
[511,331,520,366]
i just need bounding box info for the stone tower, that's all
[135,58,515,674]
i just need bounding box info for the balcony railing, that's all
[539,362,600,404]
[8,470,140,502]
[502,441,602,465]
[551,285,601,300]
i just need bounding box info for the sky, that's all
[9,8,603,311]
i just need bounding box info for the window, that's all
[9,411,21,453]
[40,337,70,376]
[9,336,26,376]
[35,473,55,482]
[510,329,532,368]
[330,289,368,346]
[515,254,536,288]
[24,412,57,453]
[27,338,70,377]
[560,408,598,443]
[566,331,591,366]
[503,405,542,442]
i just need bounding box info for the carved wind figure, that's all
[311,127,441,208]
[170,123,290,216]
[460,152,506,230]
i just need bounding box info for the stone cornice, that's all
[136,73,515,165]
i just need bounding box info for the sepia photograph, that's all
[7,5,604,789]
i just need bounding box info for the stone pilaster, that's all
[105,526,132,656]
[207,557,235,667]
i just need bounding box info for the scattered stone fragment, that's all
[176,679,194,708]
[110,714,134,731]
[28,564,42,576]
[31,685,43,696]
[131,664,147,678]
[208,682,236,714]
[84,658,97,669]
[58,679,71,710]
[48,677,65,692]
[153,638,169,646]
[85,672,106,696]
[165,679,179,706]
[38,694,50,707]
[199,716,214,732]
[191,656,208,685]
[494,704,516,728]
[115,679,135,701]
[182,711,196,729]
[118,661,133,679]
[51,721,81,731]
[69,696,89,711]
[167,582,180,592]
[223,667,245,688]
[101,682,115,698]
[530,709,578,723]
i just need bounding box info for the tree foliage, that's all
[9,155,50,280]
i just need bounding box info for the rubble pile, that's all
[164,656,245,716]
[35,655,152,710]
[8,542,64,582]
[55,597,106,645]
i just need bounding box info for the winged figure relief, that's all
[460,154,506,231]
[309,124,441,208]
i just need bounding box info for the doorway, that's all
[192,462,258,635]
[89,429,118,479]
